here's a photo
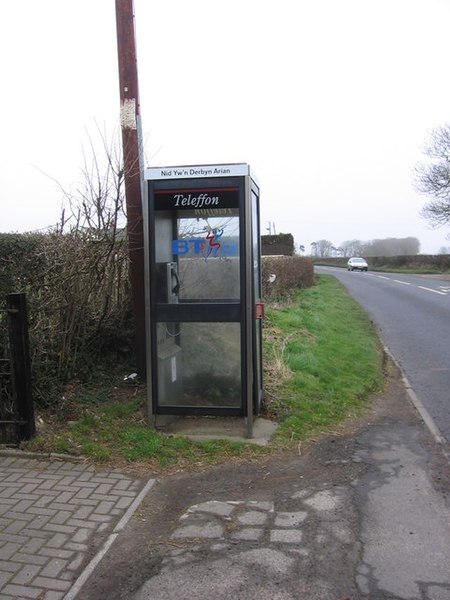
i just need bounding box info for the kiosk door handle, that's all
[168,263,180,297]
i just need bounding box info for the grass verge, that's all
[264,275,383,442]
[21,275,383,468]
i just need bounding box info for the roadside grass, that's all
[22,274,383,467]
[23,393,259,469]
[264,275,383,441]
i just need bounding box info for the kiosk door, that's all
[149,177,247,416]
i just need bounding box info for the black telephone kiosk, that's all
[144,164,263,437]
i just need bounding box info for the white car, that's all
[347,257,368,272]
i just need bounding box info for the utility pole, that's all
[115,0,146,376]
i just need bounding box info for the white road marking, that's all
[317,267,449,297]
[418,286,447,296]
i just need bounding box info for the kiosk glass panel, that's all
[157,322,241,408]
[175,211,240,301]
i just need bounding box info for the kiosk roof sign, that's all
[145,163,250,181]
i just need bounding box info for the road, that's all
[316,266,450,442]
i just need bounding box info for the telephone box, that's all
[144,164,263,436]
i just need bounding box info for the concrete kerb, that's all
[382,344,450,462]
[0,448,85,462]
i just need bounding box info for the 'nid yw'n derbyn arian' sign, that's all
[146,163,250,180]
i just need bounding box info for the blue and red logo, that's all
[172,229,238,260]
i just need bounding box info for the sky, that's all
[2,0,450,254]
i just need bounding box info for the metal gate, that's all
[0,293,35,445]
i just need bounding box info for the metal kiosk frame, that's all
[143,163,263,437]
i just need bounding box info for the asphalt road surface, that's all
[316,266,450,442]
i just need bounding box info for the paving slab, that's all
[0,453,153,600]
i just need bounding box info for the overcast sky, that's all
[2,0,450,253]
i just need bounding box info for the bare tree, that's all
[23,126,133,404]
[341,237,419,257]
[364,237,420,256]
[54,124,126,237]
[415,124,450,227]
[311,239,334,257]
[340,239,364,257]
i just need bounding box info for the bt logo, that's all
[172,229,238,260]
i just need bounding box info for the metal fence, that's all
[0,294,35,445]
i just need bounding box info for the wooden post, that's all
[115,0,146,377]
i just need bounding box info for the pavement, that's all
[0,359,450,600]
[0,454,154,600]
